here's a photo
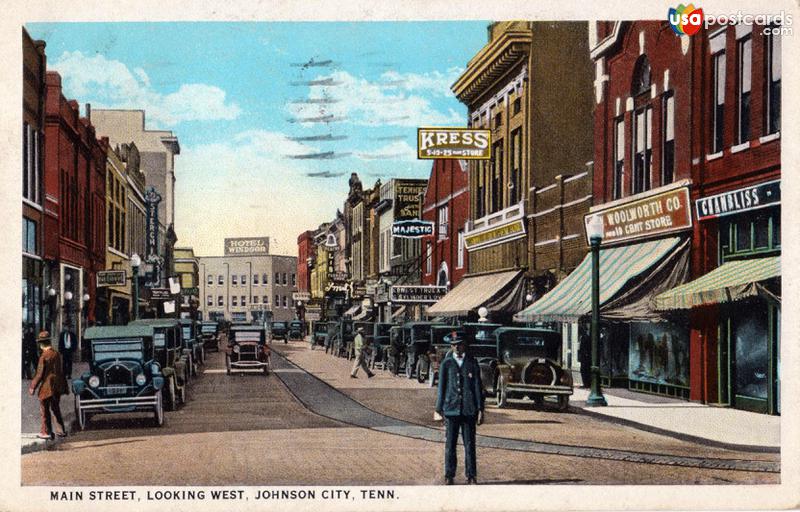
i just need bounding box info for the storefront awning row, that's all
[426,270,524,317]
[514,237,689,323]
[654,256,780,310]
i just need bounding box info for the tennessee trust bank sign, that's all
[586,184,692,245]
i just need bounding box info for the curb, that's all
[571,403,780,454]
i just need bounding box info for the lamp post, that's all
[586,215,607,406]
[131,253,141,320]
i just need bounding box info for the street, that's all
[21,340,779,486]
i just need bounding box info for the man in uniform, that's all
[29,331,68,439]
[350,326,375,378]
[435,332,484,485]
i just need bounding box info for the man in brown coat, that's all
[29,331,68,439]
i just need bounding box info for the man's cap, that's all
[447,331,464,345]
[357,326,364,333]
[37,331,52,344]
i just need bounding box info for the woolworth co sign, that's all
[417,128,491,160]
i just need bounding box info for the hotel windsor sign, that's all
[224,237,270,256]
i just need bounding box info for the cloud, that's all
[355,140,415,161]
[49,51,241,127]
[286,70,464,127]
[286,151,352,160]
[379,67,464,96]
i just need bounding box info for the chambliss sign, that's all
[224,237,270,256]
[417,127,491,159]
[390,285,448,303]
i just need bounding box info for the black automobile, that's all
[310,321,328,350]
[73,325,166,429]
[387,326,405,375]
[332,319,354,358]
[179,318,205,374]
[270,321,288,343]
[225,325,270,375]
[128,318,189,410]
[368,322,394,369]
[426,326,465,387]
[401,321,448,380]
[288,320,304,341]
[200,320,220,352]
[479,327,573,411]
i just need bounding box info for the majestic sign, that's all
[224,237,270,256]
[96,270,127,287]
[390,285,448,303]
[292,292,311,302]
[417,128,491,159]
[464,219,526,251]
[695,179,780,221]
[587,186,692,245]
[149,288,172,301]
[392,219,434,238]
[394,180,428,219]
[144,187,162,257]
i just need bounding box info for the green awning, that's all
[654,256,780,310]
[514,237,687,323]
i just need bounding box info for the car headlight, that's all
[233,345,240,353]
[151,363,160,374]
[88,375,100,388]
[135,374,147,386]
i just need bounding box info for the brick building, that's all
[43,71,107,357]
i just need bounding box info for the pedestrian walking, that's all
[350,327,374,379]
[29,331,68,439]
[22,326,38,379]
[578,326,591,388]
[435,333,484,485]
[58,325,76,380]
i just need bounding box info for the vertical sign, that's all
[144,187,162,257]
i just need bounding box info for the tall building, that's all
[174,247,200,319]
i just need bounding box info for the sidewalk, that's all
[21,361,88,455]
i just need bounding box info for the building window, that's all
[232,275,238,286]
[476,161,485,218]
[232,296,238,306]
[241,274,247,286]
[631,56,651,97]
[218,275,224,285]
[282,272,287,285]
[207,295,212,306]
[438,205,449,240]
[217,296,223,306]
[263,296,269,305]
[275,294,280,306]
[457,230,465,269]
[208,275,214,286]
[291,273,296,286]
[765,30,781,135]
[712,51,726,153]
[494,111,502,129]
[425,242,433,275]
[275,272,280,284]
[512,97,521,116]
[282,296,288,308]
[262,273,268,285]
[510,128,521,205]
[662,93,675,185]
[737,36,752,144]
[253,274,259,285]
[22,217,37,254]
[721,208,780,259]
[241,295,246,306]
[253,296,259,304]
[632,107,652,195]
[22,124,41,205]
[613,118,625,199]
[491,140,503,212]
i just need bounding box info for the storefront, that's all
[656,181,780,414]
[426,270,525,321]
[515,182,694,398]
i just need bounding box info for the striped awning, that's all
[514,237,684,323]
[654,256,781,310]
[343,304,361,318]
[426,270,521,317]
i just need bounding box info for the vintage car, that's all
[386,325,405,375]
[310,321,328,349]
[368,322,394,369]
[332,319,355,358]
[128,318,189,410]
[401,321,447,380]
[73,325,166,429]
[270,321,288,343]
[225,325,271,374]
[179,318,205,374]
[200,320,220,352]
[426,326,465,386]
[479,327,573,411]
[288,320,304,341]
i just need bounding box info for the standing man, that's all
[578,325,591,388]
[58,324,76,380]
[22,326,37,379]
[29,331,68,439]
[435,333,484,485]
[350,326,375,379]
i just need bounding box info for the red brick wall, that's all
[296,230,314,293]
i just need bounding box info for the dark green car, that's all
[270,321,288,343]
[128,318,189,410]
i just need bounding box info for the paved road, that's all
[21,348,779,485]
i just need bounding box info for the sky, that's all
[26,22,489,257]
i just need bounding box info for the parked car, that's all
[288,320,304,341]
[200,320,220,352]
[332,319,355,358]
[401,321,448,380]
[368,322,394,369]
[73,325,166,429]
[128,318,189,409]
[310,321,328,350]
[479,327,573,411]
[426,326,465,387]
[386,325,405,375]
[270,321,288,343]
[179,318,205,374]
[225,325,271,375]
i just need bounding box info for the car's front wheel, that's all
[167,376,177,411]
[416,358,428,384]
[154,389,164,427]
[74,395,87,431]
[496,375,508,408]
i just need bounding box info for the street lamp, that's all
[586,214,607,407]
[477,306,488,323]
[131,253,141,320]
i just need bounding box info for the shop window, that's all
[737,36,752,144]
[712,51,726,153]
[754,214,770,249]
[721,208,780,260]
[613,118,625,200]
[765,30,781,135]
[662,93,675,185]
